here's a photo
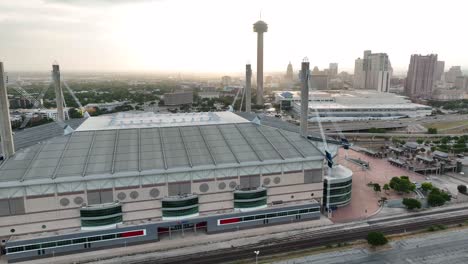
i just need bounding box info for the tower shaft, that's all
[246,64,252,112]
[256,32,264,106]
[0,62,15,159]
[52,64,65,122]
[300,61,310,137]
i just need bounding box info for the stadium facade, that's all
[275,90,432,122]
[0,111,337,262]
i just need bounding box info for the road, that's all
[325,132,463,138]
[274,228,468,264]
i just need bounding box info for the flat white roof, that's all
[325,164,353,181]
[76,111,249,131]
[294,102,431,110]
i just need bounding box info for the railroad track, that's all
[141,213,468,264]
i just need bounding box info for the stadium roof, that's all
[12,118,86,151]
[0,112,327,187]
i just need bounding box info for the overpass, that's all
[325,132,462,138]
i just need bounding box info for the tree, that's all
[373,183,381,193]
[428,191,446,207]
[416,138,424,144]
[389,176,416,194]
[427,188,451,207]
[421,182,434,192]
[367,232,388,246]
[383,184,390,194]
[457,185,467,194]
[402,198,422,210]
[441,136,451,144]
[68,108,83,119]
[428,127,438,134]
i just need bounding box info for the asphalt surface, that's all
[274,228,468,264]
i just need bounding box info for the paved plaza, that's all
[330,149,426,223]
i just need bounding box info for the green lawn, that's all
[424,120,468,130]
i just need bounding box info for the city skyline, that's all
[1,0,468,73]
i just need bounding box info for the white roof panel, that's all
[76,111,249,131]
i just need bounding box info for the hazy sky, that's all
[1,0,467,74]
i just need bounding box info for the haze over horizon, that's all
[1,0,467,74]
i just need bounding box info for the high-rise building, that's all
[434,61,445,81]
[310,66,329,90]
[353,58,365,89]
[329,63,338,76]
[353,50,392,92]
[285,62,294,81]
[405,54,438,100]
[221,76,231,87]
[253,20,268,105]
[455,76,468,91]
[445,66,463,83]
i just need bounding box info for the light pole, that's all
[254,250,260,264]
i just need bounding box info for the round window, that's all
[130,191,139,199]
[218,182,226,190]
[149,188,160,198]
[74,197,84,205]
[199,183,209,193]
[117,192,127,201]
[59,198,70,207]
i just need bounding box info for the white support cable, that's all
[230,86,242,111]
[11,84,47,128]
[61,88,68,120]
[13,82,70,130]
[33,85,50,108]
[239,86,245,112]
[62,80,83,109]
[307,73,328,151]
[307,73,334,178]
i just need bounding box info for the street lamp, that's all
[254,250,260,264]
